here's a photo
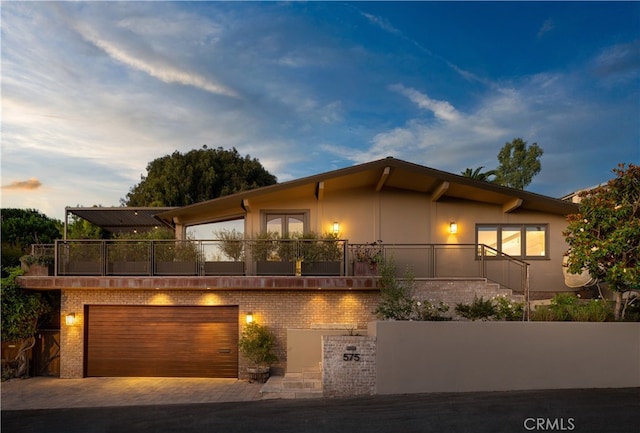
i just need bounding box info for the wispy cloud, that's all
[592,40,640,83]
[74,23,239,98]
[2,178,42,191]
[390,84,461,122]
[360,12,402,35]
[537,19,555,38]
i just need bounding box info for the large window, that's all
[264,212,307,236]
[476,224,548,259]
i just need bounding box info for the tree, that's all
[122,147,277,207]
[1,268,52,378]
[460,166,498,182]
[1,209,62,270]
[563,163,640,320]
[495,138,543,189]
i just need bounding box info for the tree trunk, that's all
[614,291,623,321]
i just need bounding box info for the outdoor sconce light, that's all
[246,312,254,324]
[333,222,340,234]
[449,222,458,234]
[65,313,76,326]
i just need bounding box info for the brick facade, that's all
[322,335,376,397]
[60,288,380,378]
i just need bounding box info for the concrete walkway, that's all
[1,376,263,410]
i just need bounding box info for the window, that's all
[264,212,307,236]
[476,224,548,259]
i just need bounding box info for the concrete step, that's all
[259,373,323,400]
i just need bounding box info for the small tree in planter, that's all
[238,322,278,383]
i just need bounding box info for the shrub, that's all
[531,293,613,322]
[455,296,497,321]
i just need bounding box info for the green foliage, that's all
[122,147,277,207]
[495,138,543,190]
[1,268,52,342]
[455,295,525,321]
[297,232,342,263]
[412,300,451,321]
[1,209,62,269]
[564,164,640,293]
[238,322,278,367]
[460,166,497,182]
[375,261,415,320]
[455,296,497,321]
[66,213,106,239]
[215,229,245,261]
[530,293,612,322]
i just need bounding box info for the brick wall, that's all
[60,289,379,378]
[322,335,376,397]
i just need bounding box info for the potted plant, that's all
[351,240,383,276]
[107,241,150,275]
[205,229,246,275]
[253,231,295,276]
[238,322,278,383]
[20,254,54,276]
[300,232,343,276]
[154,240,201,275]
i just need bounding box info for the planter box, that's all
[204,261,245,276]
[302,261,342,276]
[155,261,198,275]
[22,264,54,276]
[353,262,378,276]
[247,366,270,383]
[108,261,149,276]
[256,261,296,276]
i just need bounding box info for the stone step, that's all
[259,374,323,400]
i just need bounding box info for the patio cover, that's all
[65,207,176,235]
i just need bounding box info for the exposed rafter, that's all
[431,181,449,201]
[241,199,251,213]
[376,167,391,192]
[316,181,325,200]
[503,198,523,213]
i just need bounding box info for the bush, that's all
[531,293,613,322]
[455,295,525,321]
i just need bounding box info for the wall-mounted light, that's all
[65,313,76,326]
[332,222,340,234]
[246,312,254,324]
[449,222,458,234]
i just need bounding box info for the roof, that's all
[66,207,177,234]
[155,157,579,227]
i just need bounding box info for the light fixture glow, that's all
[332,222,340,234]
[449,222,458,234]
[65,313,76,326]
[246,312,254,324]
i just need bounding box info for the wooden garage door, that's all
[85,305,238,378]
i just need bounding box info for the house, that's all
[18,157,578,379]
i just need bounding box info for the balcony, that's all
[23,239,530,294]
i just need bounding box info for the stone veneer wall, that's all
[60,289,379,378]
[322,335,376,397]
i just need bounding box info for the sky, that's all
[1,1,639,221]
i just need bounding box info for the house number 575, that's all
[343,353,361,361]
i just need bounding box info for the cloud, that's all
[2,178,42,191]
[591,41,640,83]
[73,22,239,98]
[360,12,402,35]
[537,19,555,38]
[390,84,461,122]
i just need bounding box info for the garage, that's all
[85,305,238,378]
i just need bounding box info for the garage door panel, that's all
[86,305,238,378]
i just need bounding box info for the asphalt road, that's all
[3,388,638,433]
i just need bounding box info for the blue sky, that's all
[2,1,639,221]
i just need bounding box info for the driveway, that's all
[1,378,638,433]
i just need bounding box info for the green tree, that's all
[1,268,52,378]
[495,138,543,189]
[66,213,106,239]
[460,166,498,182]
[563,163,640,320]
[122,147,277,207]
[1,209,62,269]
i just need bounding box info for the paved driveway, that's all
[1,377,262,410]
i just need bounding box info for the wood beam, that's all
[241,199,251,213]
[376,167,391,192]
[431,181,449,201]
[316,182,325,201]
[503,198,523,213]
